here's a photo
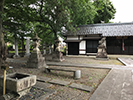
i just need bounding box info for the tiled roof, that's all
[64,22,133,37]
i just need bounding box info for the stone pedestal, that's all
[96,46,108,60]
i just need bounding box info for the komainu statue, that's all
[96,37,108,60]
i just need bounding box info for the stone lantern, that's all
[26,33,47,68]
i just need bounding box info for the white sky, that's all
[110,0,133,23]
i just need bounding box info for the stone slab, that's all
[47,66,77,72]
[37,76,52,82]
[118,58,133,66]
[69,83,93,92]
[89,69,118,100]
[34,81,52,89]
[89,69,133,100]
[48,79,70,86]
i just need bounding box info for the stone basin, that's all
[0,72,36,92]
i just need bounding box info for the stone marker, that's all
[69,83,93,92]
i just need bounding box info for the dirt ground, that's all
[0,56,123,99]
[0,61,110,100]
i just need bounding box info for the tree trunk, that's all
[54,32,57,51]
[21,36,25,57]
[0,0,6,66]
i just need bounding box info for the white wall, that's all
[67,36,78,40]
[79,41,86,54]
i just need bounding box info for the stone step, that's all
[89,69,121,100]
[69,83,93,92]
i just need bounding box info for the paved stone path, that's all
[89,69,133,100]
[118,58,133,66]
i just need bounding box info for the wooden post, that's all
[1,65,9,95]
[3,69,6,95]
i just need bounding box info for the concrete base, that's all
[95,58,109,61]
[13,55,20,58]
[96,47,108,59]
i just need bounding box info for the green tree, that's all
[93,0,116,23]
[26,0,97,50]
[3,0,34,53]
[2,0,97,53]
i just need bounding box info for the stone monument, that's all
[96,37,108,60]
[27,33,47,68]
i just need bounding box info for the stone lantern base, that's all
[27,50,47,68]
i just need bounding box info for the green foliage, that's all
[1,0,116,52]
[61,45,66,55]
[93,0,116,23]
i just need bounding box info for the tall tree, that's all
[3,0,33,52]
[0,0,7,66]
[27,0,97,50]
[93,0,116,23]
[3,0,97,52]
